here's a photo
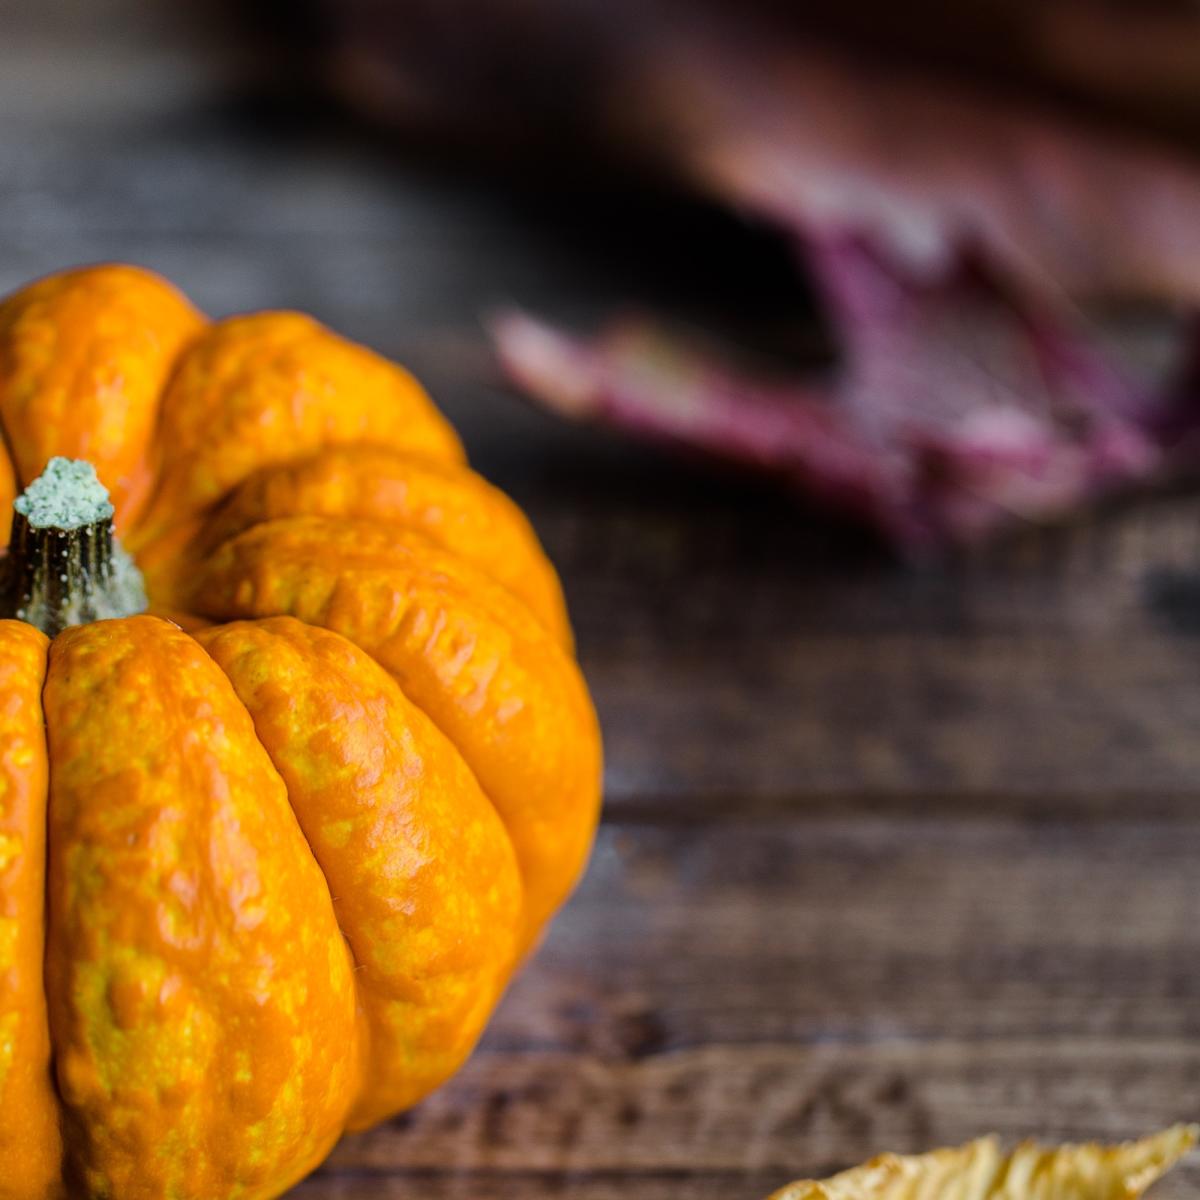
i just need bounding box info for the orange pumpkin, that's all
[0,265,602,1199]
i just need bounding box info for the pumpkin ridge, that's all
[164,444,574,649]
[130,311,466,552]
[43,615,361,1197]
[0,620,61,1199]
[193,615,524,1129]
[193,516,602,948]
[0,394,21,528]
[126,295,213,551]
[0,265,207,533]
[203,513,590,751]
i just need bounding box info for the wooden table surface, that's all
[3,4,1198,1196]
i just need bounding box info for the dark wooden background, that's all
[2,2,1198,1195]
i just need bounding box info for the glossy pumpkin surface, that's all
[0,265,602,1199]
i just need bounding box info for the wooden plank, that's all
[294,814,1200,1193]
[305,1044,1200,1194]
[295,1165,1198,1200]
[514,477,1200,805]
[492,817,1200,1048]
[589,630,1200,803]
[290,1172,788,1200]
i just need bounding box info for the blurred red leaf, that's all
[268,0,1200,545]
[495,239,1200,551]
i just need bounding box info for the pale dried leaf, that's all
[767,1125,1197,1200]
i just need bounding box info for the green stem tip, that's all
[0,457,147,636]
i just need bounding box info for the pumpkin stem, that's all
[0,457,147,636]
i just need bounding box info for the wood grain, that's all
[1,5,1198,1195]
[297,817,1200,1195]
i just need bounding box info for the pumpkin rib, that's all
[42,615,362,1199]
[129,311,466,552]
[196,616,524,1130]
[192,517,603,948]
[140,444,574,649]
[0,427,19,532]
[0,264,207,532]
[0,620,61,1200]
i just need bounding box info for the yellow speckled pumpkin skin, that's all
[0,265,602,1199]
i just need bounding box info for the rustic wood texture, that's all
[2,4,1198,1195]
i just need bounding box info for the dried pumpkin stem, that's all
[0,457,147,636]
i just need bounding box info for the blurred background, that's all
[4,1,1200,1196]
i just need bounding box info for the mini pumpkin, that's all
[0,265,601,1199]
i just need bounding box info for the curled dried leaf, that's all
[766,1125,1197,1200]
